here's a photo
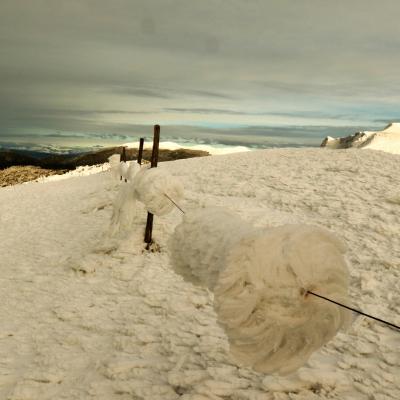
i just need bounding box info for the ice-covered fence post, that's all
[120,146,127,182]
[137,138,144,165]
[144,125,160,246]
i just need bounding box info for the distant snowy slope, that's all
[321,122,400,154]
[0,149,399,399]
[124,140,251,155]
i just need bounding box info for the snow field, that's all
[0,148,399,399]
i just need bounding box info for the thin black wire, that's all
[307,291,400,331]
[163,193,185,214]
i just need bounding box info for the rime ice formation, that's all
[126,162,140,182]
[215,224,351,375]
[108,154,122,180]
[133,167,184,216]
[109,163,182,234]
[169,208,351,375]
[321,122,400,154]
[169,207,255,290]
[108,153,140,182]
[109,182,137,236]
[118,162,129,180]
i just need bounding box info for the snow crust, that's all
[133,167,184,216]
[1,148,399,399]
[170,209,351,374]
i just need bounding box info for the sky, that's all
[1,0,400,151]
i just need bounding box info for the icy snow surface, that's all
[170,209,351,375]
[0,148,399,399]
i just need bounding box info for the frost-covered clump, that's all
[134,167,184,216]
[109,183,137,236]
[109,165,184,235]
[108,154,121,181]
[119,162,129,181]
[169,207,255,290]
[169,209,351,375]
[126,162,140,182]
[108,154,140,182]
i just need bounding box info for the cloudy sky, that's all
[1,0,400,150]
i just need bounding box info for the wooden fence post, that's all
[144,125,160,246]
[121,146,127,181]
[138,138,144,165]
[121,146,127,162]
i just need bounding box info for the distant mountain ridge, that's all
[321,123,400,154]
[0,146,209,170]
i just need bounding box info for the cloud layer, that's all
[1,0,400,147]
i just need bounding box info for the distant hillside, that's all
[0,146,210,170]
[321,123,400,154]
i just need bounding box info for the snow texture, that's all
[169,207,255,290]
[215,224,351,375]
[170,209,351,374]
[1,148,399,399]
[134,167,184,216]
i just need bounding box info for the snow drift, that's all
[321,122,400,154]
[169,208,351,375]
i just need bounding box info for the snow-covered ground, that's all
[0,148,399,399]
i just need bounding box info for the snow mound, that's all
[169,209,351,375]
[321,123,400,154]
[134,167,184,216]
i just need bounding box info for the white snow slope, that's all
[322,122,400,154]
[0,148,399,400]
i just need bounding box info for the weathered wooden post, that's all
[121,146,127,163]
[119,146,128,182]
[144,126,160,247]
[137,138,144,165]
